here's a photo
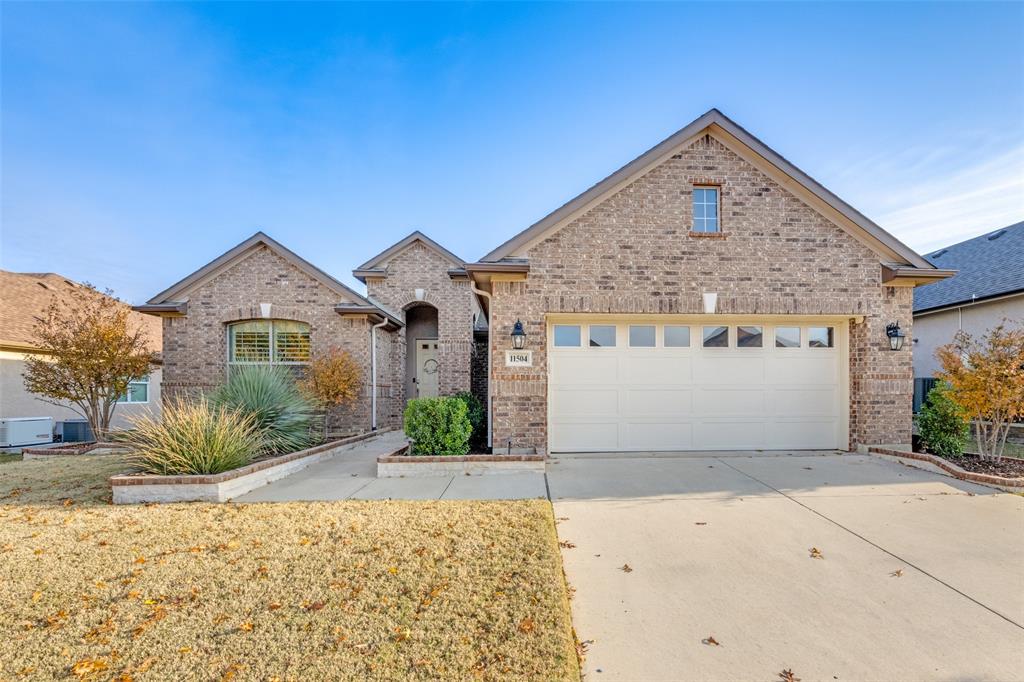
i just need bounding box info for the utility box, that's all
[0,417,54,448]
[58,419,94,443]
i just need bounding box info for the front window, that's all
[692,187,720,233]
[553,325,581,347]
[118,376,149,403]
[229,320,310,366]
[737,326,763,348]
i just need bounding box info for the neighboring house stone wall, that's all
[161,244,400,434]
[912,294,1024,379]
[489,133,914,453]
[365,241,473,403]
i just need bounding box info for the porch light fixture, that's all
[511,319,527,350]
[886,322,906,351]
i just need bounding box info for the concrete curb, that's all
[868,446,1024,493]
[110,428,395,504]
[377,451,545,478]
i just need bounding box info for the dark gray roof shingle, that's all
[913,221,1024,313]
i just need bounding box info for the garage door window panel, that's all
[628,325,656,348]
[703,326,729,348]
[775,327,801,348]
[809,327,835,348]
[554,325,581,347]
[664,325,690,347]
[589,325,617,348]
[737,326,763,348]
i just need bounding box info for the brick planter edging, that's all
[22,441,132,459]
[868,446,1024,491]
[377,451,545,478]
[110,428,395,503]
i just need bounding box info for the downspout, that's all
[370,318,388,431]
[470,281,493,449]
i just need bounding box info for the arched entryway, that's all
[405,303,439,400]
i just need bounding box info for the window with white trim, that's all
[692,187,720,233]
[228,320,311,367]
[118,376,150,403]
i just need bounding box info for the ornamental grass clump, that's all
[125,398,261,475]
[210,365,318,455]
[404,396,471,456]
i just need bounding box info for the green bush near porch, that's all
[919,382,970,457]
[404,396,472,456]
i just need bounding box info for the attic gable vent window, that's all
[692,187,720,233]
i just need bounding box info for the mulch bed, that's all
[936,453,1024,478]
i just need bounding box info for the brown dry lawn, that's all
[0,455,579,681]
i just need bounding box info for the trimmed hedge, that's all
[404,397,472,456]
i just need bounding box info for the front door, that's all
[415,339,439,398]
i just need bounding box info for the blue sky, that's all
[2,2,1022,304]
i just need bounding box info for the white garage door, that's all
[548,319,847,452]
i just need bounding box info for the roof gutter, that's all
[133,302,188,316]
[881,265,957,286]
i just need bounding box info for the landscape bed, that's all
[0,453,579,680]
[869,445,1024,492]
[110,430,398,504]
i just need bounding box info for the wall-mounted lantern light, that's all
[511,319,527,350]
[886,322,906,351]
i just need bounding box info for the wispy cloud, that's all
[823,133,1024,255]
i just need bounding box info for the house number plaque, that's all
[505,350,533,367]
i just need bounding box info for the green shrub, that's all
[452,391,486,451]
[404,397,471,456]
[210,365,317,455]
[919,382,970,457]
[124,398,262,475]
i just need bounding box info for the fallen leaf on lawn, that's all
[268,602,282,611]
[518,618,535,634]
[31,590,42,603]
[808,547,823,559]
[299,537,311,546]
[620,564,633,573]
[239,621,253,632]
[779,669,801,682]
[890,569,904,578]
[702,635,720,646]
[71,657,108,677]
[178,647,192,654]
[62,498,74,507]
[388,566,398,575]
[559,540,576,549]
[304,601,325,611]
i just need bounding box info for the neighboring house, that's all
[0,271,162,434]
[911,221,1024,409]
[139,109,952,453]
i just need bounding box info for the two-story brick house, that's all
[139,109,952,452]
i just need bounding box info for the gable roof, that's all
[913,221,1024,314]
[146,232,373,307]
[481,108,935,271]
[353,231,465,283]
[0,270,161,351]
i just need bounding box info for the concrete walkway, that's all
[236,430,546,502]
[549,452,1024,681]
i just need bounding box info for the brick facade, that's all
[365,241,474,404]
[488,134,914,453]
[160,245,401,434]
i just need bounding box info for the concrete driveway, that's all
[548,452,1024,681]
